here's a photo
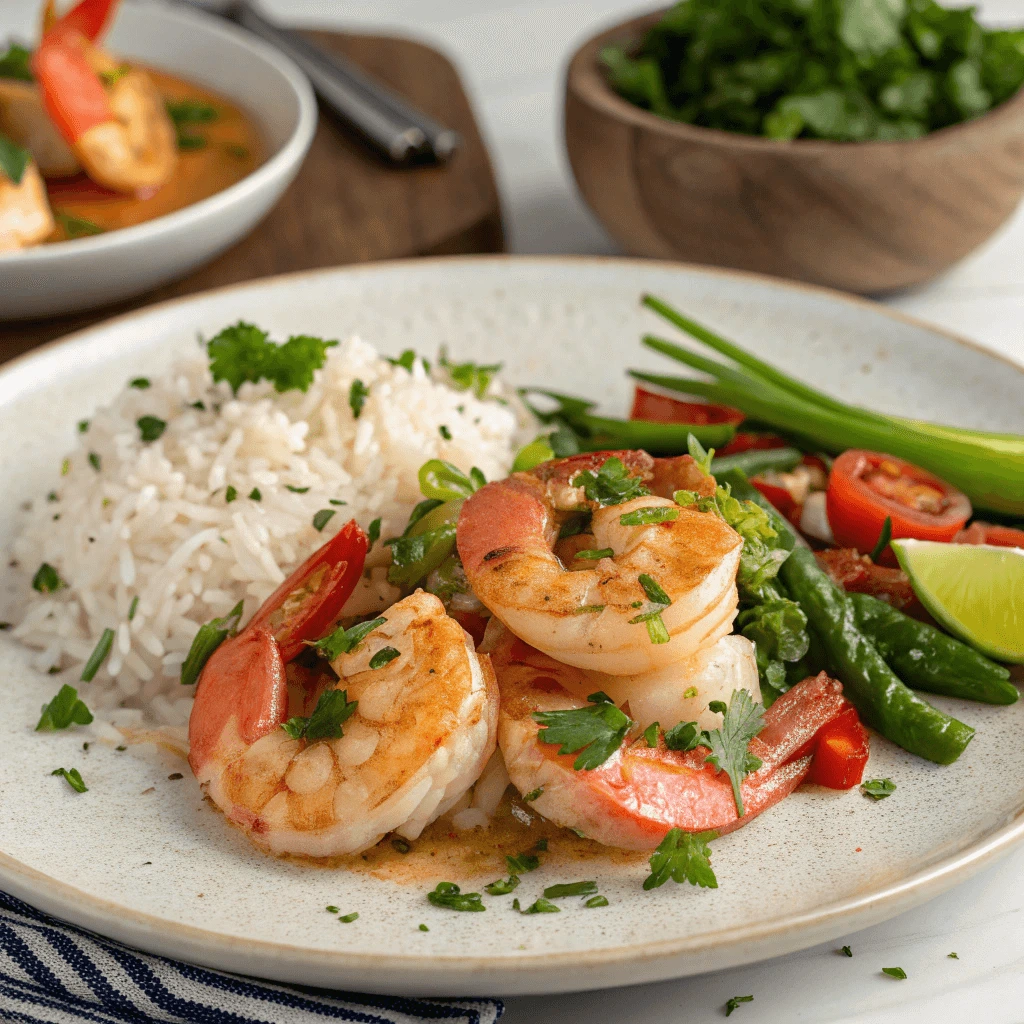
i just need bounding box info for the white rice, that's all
[10,336,529,726]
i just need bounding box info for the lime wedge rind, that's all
[892,539,1024,665]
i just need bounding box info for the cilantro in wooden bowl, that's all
[564,1,1024,293]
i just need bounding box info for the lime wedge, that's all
[891,539,1024,664]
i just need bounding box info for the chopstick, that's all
[232,2,461,165]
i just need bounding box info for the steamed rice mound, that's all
[10,337,528,727]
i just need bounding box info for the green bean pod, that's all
[710,447,802,478]
[849,593,1017,706]
[780,547,974,764]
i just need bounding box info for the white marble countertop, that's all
[5,0,1024,1017]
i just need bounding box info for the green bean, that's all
[710,447,802,478]
[849,593,1017,706]
[781,547,974,764]
[568,414,735,456]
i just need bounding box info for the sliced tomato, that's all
[805,706,869,790]
[954,521,1024,548]
[245,519,368,662]
[716,431,789,456]
[630,387,745,426]
[826,450,971,564]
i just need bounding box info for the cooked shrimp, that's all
[0,79,80,177]
[457,451,742,674]
[0,158,55,252]
[32,0,176,195]
[190,590,498,857]
[490,626,854,849]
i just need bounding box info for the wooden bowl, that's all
[564,11,1024,294]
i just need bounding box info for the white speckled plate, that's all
[1,257,1022,997]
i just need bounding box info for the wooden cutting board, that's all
[0,30,504,362]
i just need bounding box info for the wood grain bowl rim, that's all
[0,255,1022,994]
[566,7,1024,157]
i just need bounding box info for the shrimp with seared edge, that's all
[457,450,742,674]
[489,624,861,850]
[188,521,498,857]
[0,153,54,251]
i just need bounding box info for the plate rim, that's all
[2,254,1022,995]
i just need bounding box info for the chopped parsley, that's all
[55,211,104,238]
[166,99,219,125]
[129,377,151,389]
[841,945,853,957]
[484,876,520,895]
[368,518,381,546]
[572,456,649,507]
[286,485,310,493]
[725,995,753,1016]
[542,881,597,899]
[281,688,357,743]
[387,349,421,372]
[438,349,502,398]
[32,563,64,594]
[88,452,101,471]
[861,778,896,800]
[439,425,452,441]
[642,722,660,747]
[80,628,115,682]
[51,767,87,793]
[180,600,244,686]
[506,852,540,875]
[206,322,337,395]
[585,895,609,908]
[533,692,632,771]
[0,131,29,184]
[225,486,238,503]
[558,512,591,539]
[338,912,359,923]
[627,573,672,645]
[136,415,166,442]
[881,967,907,980]
[391,837,411,854]
[619,506,680,526]
[427,882,485,912]
[312,509,335,532]
[522,787,543,802]
[312,616,386,660]
[349,379,369,418]
[419,923,429,932]
[77,420,89,433]
[948,952,958,959]
[574,548,614,560]
[36,684,93,732]
[368,646,400,669]
[643,827,718,890]
[248,488,261,501]
[682,686,698,699]
[664,720,702,752]
[702,690,765,817]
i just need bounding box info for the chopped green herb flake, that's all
[644,827,718,890]
[226,143,249,159]
[80,628,115,682]
[861,778,896,800]
[77,420,89,433]
[391,837,411,854]
[619,506,680,526]
[882,967,907,980]
[574,548,614,560]
[129,377,151,389]
[338,912,359,923]
[88,452,101,472]
[534,692,632,771]
[166,99,219,125]
[51,767,87,793]
[664,720,702,752]
[585,895,609,908]
[55,210,103,238]
[533,839,549,852]
[32,563,64,594]
[506,852,540,875]
[368,518,381,546]
[286,485,310,493]
[484,875,520,895]
[682,686,698,699]
[427,882,485,912]
[439,349,501,397]
[281,688,357,743]
[248,488,261,501]
[36,684,93,732]
[841,945,853,957]
[349,379,369,419]
[326,905,339,914]
[47,492,58,502]
[137,415,166,442]
[725,995,753,1017]
[180,600,244,686]
[439,424,452,440]
[0,44,33,83]
[522,787,543,802]
[312,509,335,532]
[643,722,660,747]
[519,898,560,914]
[312,616,386,660]
[948,952,958,959]
[419,923,429,931]
[387,349,420,372]
[572,457,650,507]
[225,486,237,503]
[542,881,597,899]
[369,646,400,670]
[329,499,347,506]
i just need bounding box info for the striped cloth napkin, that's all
[0,891,503,1024]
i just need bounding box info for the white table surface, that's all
[6,0,1024,1018]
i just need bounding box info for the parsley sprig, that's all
[572,456,650,507]
[312,616,386,661]
[36,684,93,732]
[644,827,718,890]
[438,348,502,398]
[281,688,357,743]
[206,322,337,395]
[533,692,633,771]
[703,690,765,817]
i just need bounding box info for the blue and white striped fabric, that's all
[0,891,503,1024]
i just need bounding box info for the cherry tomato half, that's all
[245,519,369,661]
[630,386,745,427]
[805,706,870,790]
[826,450,971,562]
[954,521,1024,549]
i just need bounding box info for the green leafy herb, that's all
[682,686,698,699]
[426,882,485,912]
[948,952,958,959]
[619,506,680,526]
[512,437,556,472]
[644,827,718,890]
[225,486,238,503]
[248,488,261,501]
[128,596,139,621]
[702,689,765,816]
[166,99,219,125]
[438,424,452,441]
[542,881,598,899]
[664,720,702,752]
[725,995,753,1016]
[312,509,335,532]
[281,688,357,743]
[329,499,347,506]
[572,604,605,615]
[88,453,101,472]
[36,684,93,732]
[51,767,88,793]
[841,945,853,957]
[642,722,660,747]
[326,905,339,913]
[338,912,359,923]
[533,692,632,771]
[484,875,520,895]
[861,777,897,800]
[32,563,64,594]
[882,967,907,980]
[387,349,422,372]
[417,460,483,502]
[136,416,166,442]
[129,377,151,389]
[574,548,614,560]
[572,456,650,507]
[869,515,893,562]
[419,923,429,931]
[368,518,381,546]
[312,616,386,660]
[687,432,715,475]
[369,646,400,669]
[519,898,560,914]
[77,420,90,433]
[226,143,249,159]
[55,211,104,238]
[99,64,130,86]
[180,600,244,686]
[80,628,115,682]
[286,485,309,493]
[506,852,540,875]
[349,379,369,418]
[628,573,672,645]
[737,598,810,703]
[438,349,502,398]
[207,322,337,395]
[522,787,543,801]
[534,839,549,851]
[585,895,609,908]
[0,132,30,185]
[0,44,33,82]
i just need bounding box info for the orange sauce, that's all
[44,67,262,241]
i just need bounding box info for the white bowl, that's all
[0,0,317,321]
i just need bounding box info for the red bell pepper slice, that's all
[805,706,870,790]
[630,386,745,427]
